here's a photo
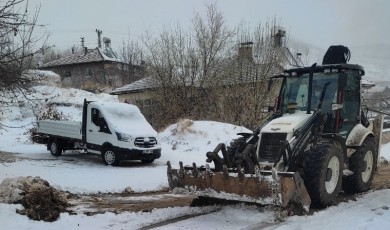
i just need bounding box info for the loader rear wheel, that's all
[49,139,62,157]
[304,142,343,208]
[342,138,377,194]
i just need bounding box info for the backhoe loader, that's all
[167,46,383,211]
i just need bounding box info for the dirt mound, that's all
[0,176,69,222]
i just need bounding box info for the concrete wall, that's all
[42,62,123,91]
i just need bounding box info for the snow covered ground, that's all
[1,86,390,229]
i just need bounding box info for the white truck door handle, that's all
[89,130,93,132]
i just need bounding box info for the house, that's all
[39,45,132,92]
[112,44,302,99]
[111,77,158,119]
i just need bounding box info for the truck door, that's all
[86,107,110,152]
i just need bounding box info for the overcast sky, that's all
[27,0,390,51]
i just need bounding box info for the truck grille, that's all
[134,137,157,148]
[258,133,287,162]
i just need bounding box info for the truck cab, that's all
[84,101,161,165]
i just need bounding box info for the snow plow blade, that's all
[167,161,311,211]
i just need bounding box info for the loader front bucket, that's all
[167,161,311,211]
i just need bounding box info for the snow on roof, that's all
[97,47,124,63]
[275,46,304,68]
[94,101,157,136]
[111,46,302,95]
[111,77,159,95]
[40,47,125,68]
[361,79,376,88]
[24,69,60,78]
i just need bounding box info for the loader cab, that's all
[276,64,365,137]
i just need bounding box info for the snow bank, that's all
[24,70,62,87]
[158,119,251,167]
[380,142,390,162]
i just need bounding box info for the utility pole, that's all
[81,37,85,48]
[96,29,102,48]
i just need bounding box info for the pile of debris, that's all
[0,176,69,222]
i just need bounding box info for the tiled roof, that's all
[40,47,123,68]
[111,46,302,95]
[276,47,304,68]
[111,77,158,94]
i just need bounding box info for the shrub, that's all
[28,105,69,143]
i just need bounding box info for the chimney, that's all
[71,47,75,54]
[84,47,88,55]
[272,27,286,48]
[238,42,253,60]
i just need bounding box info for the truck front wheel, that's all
[49,139,62,157]
[102,148,119,166]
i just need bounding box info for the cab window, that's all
[91,108,111,133]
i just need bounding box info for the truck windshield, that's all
[280,72,339,115]
[100,102,157,136]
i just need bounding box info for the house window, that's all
[86,68,93,77]
[135,98,154,120]
[64,70,71,77]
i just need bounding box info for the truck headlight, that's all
[116,132,132,142]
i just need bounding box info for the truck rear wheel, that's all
[342,138,377,194]
[304,142,344,208]
[49,139,62,156]
[102,148,119,166]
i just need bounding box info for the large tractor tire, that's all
[226,138,255,173]
[226,138,246,161]
[342,138,377,194]
[304,142,344,208]
[49,139,62,157]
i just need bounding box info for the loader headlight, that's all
[116,132,132,142]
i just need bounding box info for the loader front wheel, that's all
[304,143,343,208]
[342,138,377,194]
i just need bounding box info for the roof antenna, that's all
[96,29,102,48]
[81,37,85,48]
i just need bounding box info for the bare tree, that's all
[192,2,235,87]
[0,0,48,103]
[142,3,235,127]
[213,19,289,128]
[118,38,145,84]
[140,4,294,129]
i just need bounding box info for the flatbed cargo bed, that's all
[37,120,82,140]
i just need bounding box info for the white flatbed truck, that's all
[37,100,161,165]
